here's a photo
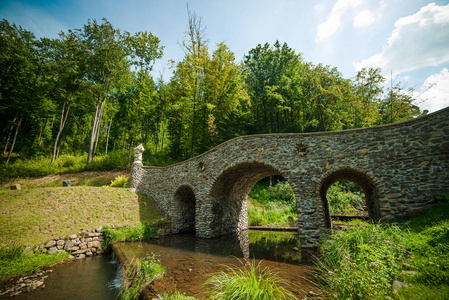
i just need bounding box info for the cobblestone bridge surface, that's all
[131,107,449,247]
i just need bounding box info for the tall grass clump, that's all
[0,245,69,282]
[102,225,157,248]
[110,175,129,188]
[205,260,296,300]
[317,223,407,299]
[117,254,165,300]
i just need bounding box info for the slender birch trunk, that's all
[6,115,23,165]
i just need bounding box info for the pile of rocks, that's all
[0,270,53,297]
[41,227,105,259]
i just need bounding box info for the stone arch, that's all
[208,161,284,237]
[171,185,197,234]
[319,166,381,228]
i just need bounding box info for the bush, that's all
[110,175,129,188]
[205,260,295,300]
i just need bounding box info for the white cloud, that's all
[316,0,364,42]
[353,10,375,28]
[416,68,449,112]
[353,3,449,74]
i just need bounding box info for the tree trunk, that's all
[52,93,72,164]
[6,115,23,165]
[127,138,133,166]
[104,113,113,156]
[3,116,16,155]
[87,98,106,165]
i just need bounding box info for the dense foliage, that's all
[248,180,297,226]
[1,15,421,170]
[317,201,449,300]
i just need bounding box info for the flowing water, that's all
[2,231,319,299]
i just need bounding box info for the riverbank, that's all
[316,201,449,299]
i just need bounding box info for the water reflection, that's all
[114,230,317,299]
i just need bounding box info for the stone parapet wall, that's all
[132,107,449,247]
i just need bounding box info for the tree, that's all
[80,19,130,165]
[0,19,42,163]
[379,83,421,124]
[40,30,88,163]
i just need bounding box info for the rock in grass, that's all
[10,184,21,190]
[62,180,71,187]
[45,240,56,248]
[47,247,58,255]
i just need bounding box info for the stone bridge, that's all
[130,107,449,247]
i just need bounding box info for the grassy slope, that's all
[0,186,165,246]
[0,170,129,190]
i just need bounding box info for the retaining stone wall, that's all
[40,227,105,259]
[131,107,449,247]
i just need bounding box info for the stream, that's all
[2,231,319,299]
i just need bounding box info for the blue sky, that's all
[1,0,449,112]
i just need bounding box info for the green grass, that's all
[248,202,296,226]
[327,181,365,214]
[248,181,297,227]
[102,224,160,248]
[0,245,70,282]
[316,201,449,300]
[0,187,165,246]
[0,151,130,180]
[118,254,166,300]
[205,260,296,300]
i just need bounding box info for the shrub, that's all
[110,175,129,188]
[205,260,296,300]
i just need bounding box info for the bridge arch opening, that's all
[171,185,196,234]
[320,168,380,228]
[209,162,283,237]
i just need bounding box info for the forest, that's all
[0,15,421,170]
